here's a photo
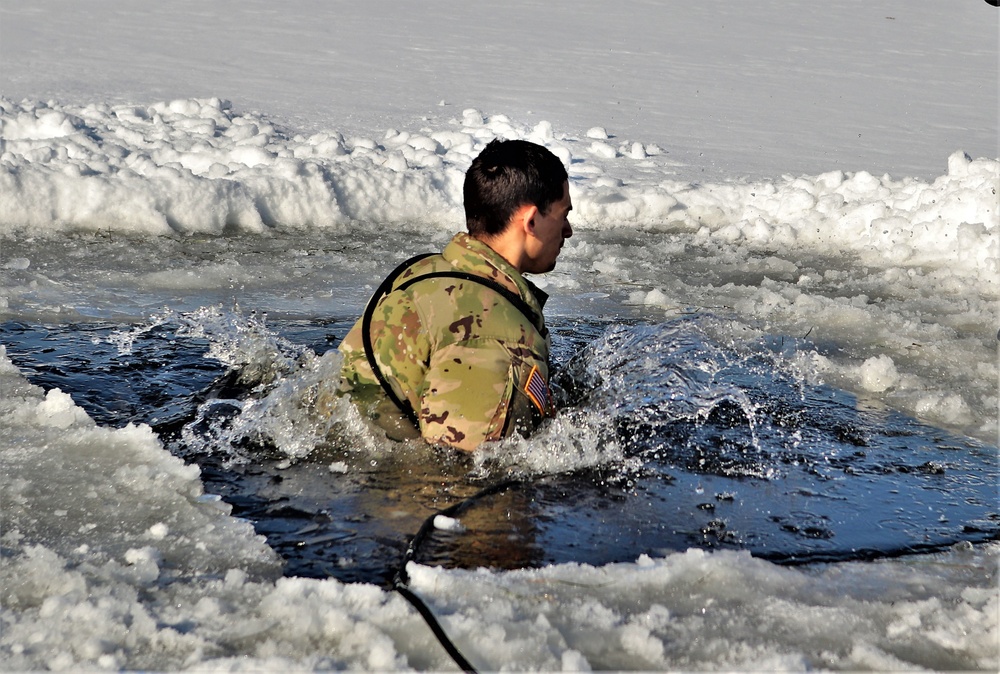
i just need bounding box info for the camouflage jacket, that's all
[338,232,555,451]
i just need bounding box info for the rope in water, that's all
[391,479,522,674]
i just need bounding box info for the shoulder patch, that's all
[524,365,552,414]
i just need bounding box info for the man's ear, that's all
[515,203,539,236]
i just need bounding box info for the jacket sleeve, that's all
[367,289,432,415]
[417,338,518,451]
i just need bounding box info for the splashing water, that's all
[3,310,994,583]
[538,319,777,479]
[109,306,385,466]
[109,305,304,383]
[472,319,776,480]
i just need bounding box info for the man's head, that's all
[464,139,573,273]
[464,139,569,238]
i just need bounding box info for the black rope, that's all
[394,584,478,673]
[391,479,523,674]
[360,255,542,670]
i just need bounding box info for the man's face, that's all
[524,181,573,274]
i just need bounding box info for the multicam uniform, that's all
[338,232,555,451]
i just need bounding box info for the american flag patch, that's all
[524,365,552,414]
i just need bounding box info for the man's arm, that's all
[418,339,518,451]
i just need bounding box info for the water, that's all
[3,311,995,590]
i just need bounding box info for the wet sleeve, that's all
[368,291,432,414]
[417,338,515,452]
[337,319,375,390]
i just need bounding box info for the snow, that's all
[1,0,998,670]
[4,96,995,287]
[2,1,995,181]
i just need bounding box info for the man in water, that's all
[336,139,573,451]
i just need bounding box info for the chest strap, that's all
[361,253,547,427]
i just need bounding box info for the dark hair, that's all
[463,139,568,238]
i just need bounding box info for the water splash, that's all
[3,315,995,580]
[184,346,395,466]
[565,321,761,423]
[471,405,634,480]
[552,320,778,476]
[106,305,383,465]
[109,304,305,386]
[105,311,173,355]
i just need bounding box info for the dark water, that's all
[2,315,997,587]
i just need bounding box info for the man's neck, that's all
[471,225,528,274]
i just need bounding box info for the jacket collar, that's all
[443,232,548,310]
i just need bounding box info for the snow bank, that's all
[404,546,998,671]
[0,98,462,234]
[0,344,432,671]
[0,345,280,578]
[2,98,996,286]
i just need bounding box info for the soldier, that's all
[337,139,573,451]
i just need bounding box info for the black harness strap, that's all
[396,271,547,337]
[361,254,547,427]
[360,254,434,427]
[361,256,545,672]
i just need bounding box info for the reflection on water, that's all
[2,312,997,586]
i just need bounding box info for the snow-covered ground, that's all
[1,1,997,671]
[2,0,996,181]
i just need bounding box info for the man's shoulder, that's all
[392,235,544,332]
[392,253,450,286]
[441,232,509,277]
[391,234,500,293]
